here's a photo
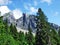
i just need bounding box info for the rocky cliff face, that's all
[3,12,60,32]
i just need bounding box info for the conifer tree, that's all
[27,20,33,45]
[58,27,60,36]
[0,14,5,34]
[18,31,26,45]
[35,8,49,45]
[10,24,18,40]
[3,18,10,34]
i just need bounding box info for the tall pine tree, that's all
[27,20,33,45]
[35,8,49,45]
[10,24,18,40]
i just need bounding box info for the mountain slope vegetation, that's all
[0,8,60,45]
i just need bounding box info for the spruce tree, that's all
[27,20,33,45]
[18,31,25,45]
[35,8,48,45]
[58,27,60,36]
[10,24,18,40]
[3,18,10,34]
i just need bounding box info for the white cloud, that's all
[24,5,29,10]
[41,0,52,5]
[24,2,38,14]
[0,6,22,19]
[13,9,22,19]
[0,0,12,5]
[30,7,38,14]
[0,6,10,16]
[24,3,38,14]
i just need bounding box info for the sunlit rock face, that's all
[16,13,36,32]
[3,13,60,32]
[3,13,36,32]
[50,23,60,31]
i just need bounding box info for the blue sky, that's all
[0,0,60,26]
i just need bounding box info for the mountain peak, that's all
[3,13,60,32]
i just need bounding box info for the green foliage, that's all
[0,8,60,45]
[35,8,60,45]
[25,22,34,45]
[10,24,18,40]
[35,8,48,45]
[0,33,19,45]
[58,27,60,36]
[0,16,18,45]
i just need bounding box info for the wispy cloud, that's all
[54,11,59,16]
[34,1,38,6]
[41,0,52,5]
[24,3,31,10]
[0,0,12,6]
[24,2,38,14]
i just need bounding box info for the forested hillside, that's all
[0,8,60,45]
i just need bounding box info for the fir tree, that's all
[27,20,33,45]
[35,8,48,45]
[10,24,18,40]
[18,31,26,45]
[3,18,10,34]
[58,27,60,36]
